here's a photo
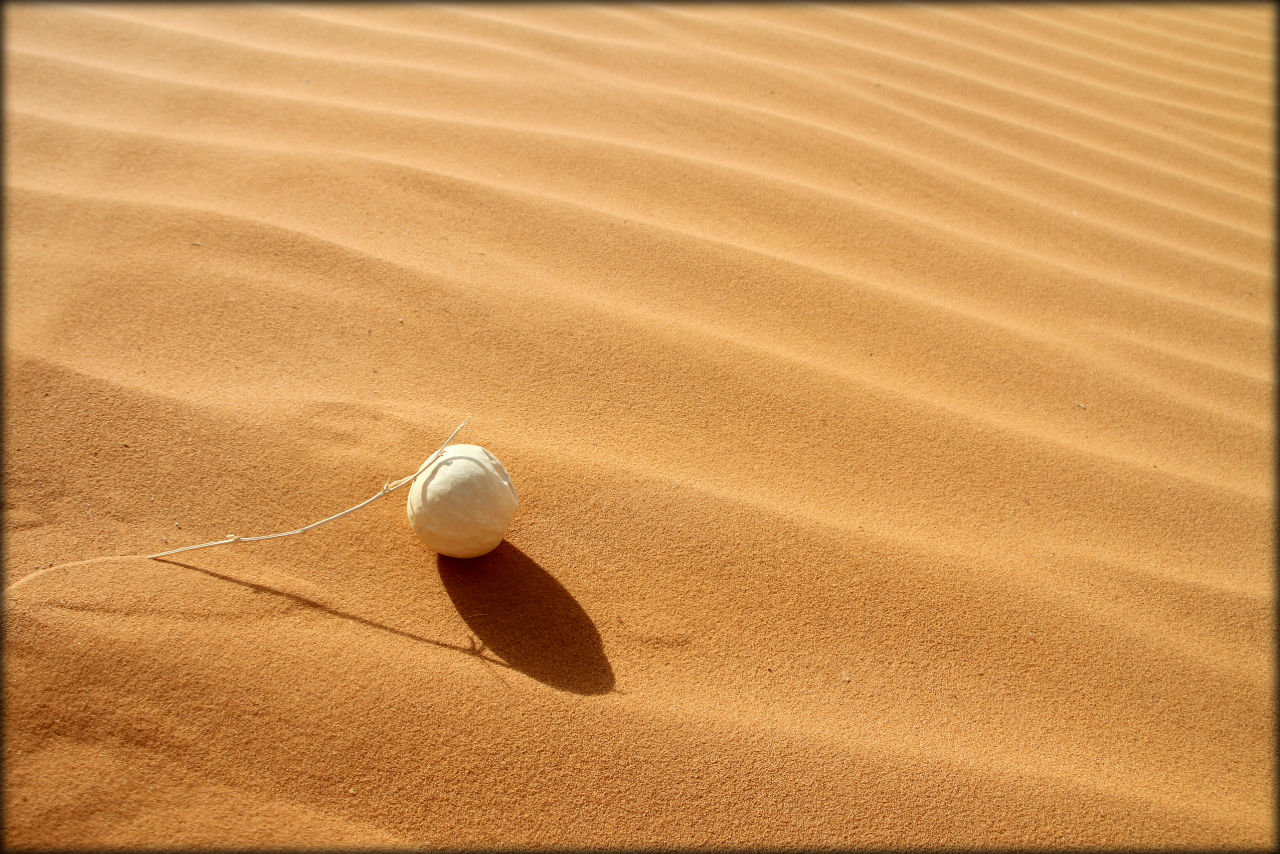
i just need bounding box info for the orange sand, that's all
[4,3,1274,848]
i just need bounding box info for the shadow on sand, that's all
[437,542,615,695]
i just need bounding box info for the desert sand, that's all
[4,3,1274,848]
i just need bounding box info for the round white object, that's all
[405,444,518,558]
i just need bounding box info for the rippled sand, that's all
[5,3,1274,847]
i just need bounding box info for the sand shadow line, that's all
[153,558,513,672]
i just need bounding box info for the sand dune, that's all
[4,3,1273,848]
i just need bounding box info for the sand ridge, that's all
[4,3,1274,848]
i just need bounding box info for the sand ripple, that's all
[5,4,1273,847]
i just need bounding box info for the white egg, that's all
[405,444,518,558]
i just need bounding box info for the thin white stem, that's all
[148,417,470,561]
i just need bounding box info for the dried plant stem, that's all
[148,417,471,561]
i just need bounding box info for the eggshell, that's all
[406,444,518,558]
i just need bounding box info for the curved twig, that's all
[148,416,470,560]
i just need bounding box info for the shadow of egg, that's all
[437,542,615,695]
